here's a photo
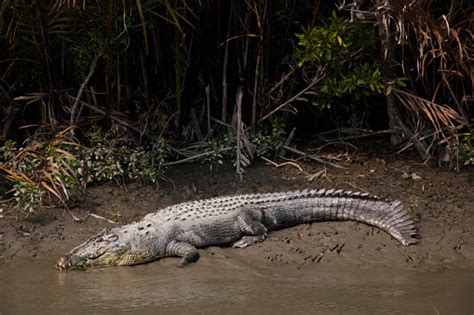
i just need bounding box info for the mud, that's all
[0,146,473,313]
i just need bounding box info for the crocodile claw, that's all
[232,235,266,248]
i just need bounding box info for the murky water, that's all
[0,255,472,314]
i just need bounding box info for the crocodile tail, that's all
[336,191,420,246]
[282,189,420,245]
[375,200,420,246]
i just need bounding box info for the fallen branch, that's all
[283,145,346,169]
[87,212,119,224]
[66,208,82,222]
[338,129,401,141]
[261,156,304,173]
[162,147,233,166]
[307,168,328,182]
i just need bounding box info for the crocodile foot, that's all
[232,235,266,248]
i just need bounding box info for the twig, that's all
[162,147,233,166]
[261,156,304,173]
[206,85,211,133]
[267,66,297,97]
[67,96,141,134]
[221,12,232,124]
[442,77,469,125]
[338,129,401,141]
[250,0,267,132]
[235,87,251,176]
[87,212,119,224]
[70,51,103,126]
[258,67,325,123]
[312,127,370,138]
[66,208,82,222]
[312,128,400,141]
[210,116,233,128]
[161,175,176,191]
[307,168,327,182]
[283,145,346,169]
[158,111,180,139]
[262,156,331,183]
[396,131,436,154]
[235,87,244,175]
[343,181,369,193]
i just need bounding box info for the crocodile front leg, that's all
[166,241,200,267]
[232,208,267,248]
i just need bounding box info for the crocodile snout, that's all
[55,256,68,270]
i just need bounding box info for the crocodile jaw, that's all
[56,248,160,270]
[56,228,131,270]
[55,251,124,270]
[55,247,129,270]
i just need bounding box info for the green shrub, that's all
[294,12,388,109]
[0,129,170,212]
[460,124,474,166]
[252,118,287,157]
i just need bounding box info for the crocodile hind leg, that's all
[232,208,267,248]
[166,240,200,267]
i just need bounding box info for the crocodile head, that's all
[56,228,133,270]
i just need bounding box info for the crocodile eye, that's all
[106,234,119,241]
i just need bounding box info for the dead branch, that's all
[283,145,346,169]
[87,212,119,224]
[162,147,233,166]
[338,129,401,141]
[258,66,325,123]
[261,156,304,173]
[67,96,141,134]
[307,168,328,182]
[69,51,103,126]
[396,131,437,154]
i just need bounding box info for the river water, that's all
[0,254,472,314]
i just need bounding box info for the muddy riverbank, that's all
[0,146,473,313]
[1,149,473,271]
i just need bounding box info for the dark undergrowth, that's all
[0,1,472,213]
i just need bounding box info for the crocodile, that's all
[56,189,419,270]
